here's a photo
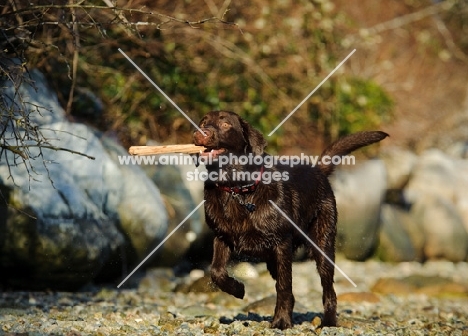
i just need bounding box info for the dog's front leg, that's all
[270,237,295,330]
[210,236,245,299]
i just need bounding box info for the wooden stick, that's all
[128,144,206,155]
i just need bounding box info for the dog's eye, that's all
[221,122,230,128]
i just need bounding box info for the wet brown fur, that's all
[193,111,388,329]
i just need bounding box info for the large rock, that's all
[380,147,418,190]
[454,160,468,238]
[142,153,206,267]
[377,204,420,262]
[404,149,458,204]
[0,70,168,289]
[403,149,468,261]
[331,160,387,261]
[99,137,168,259]
[446,141,468,159]
[411,195,468,262]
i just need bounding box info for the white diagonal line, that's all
[268,49,356,136]
[117,200,206,288]
[118,48,206,136]
[268,200,357,287]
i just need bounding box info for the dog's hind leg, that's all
[308,202,338,327]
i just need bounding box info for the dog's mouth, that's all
[200,147,226,159]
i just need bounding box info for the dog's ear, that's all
[240,118,267,156]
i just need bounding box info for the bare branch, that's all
[359,0,456,37]
[0,4,239,31]
[433,11,468,62]
[0,0,238,196]
[65,1,80,115]
[0,144,96,160]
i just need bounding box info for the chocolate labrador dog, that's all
[193,110,387,329]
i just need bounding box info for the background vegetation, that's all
[1,0,467,158]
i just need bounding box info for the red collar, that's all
[217,166,264,194]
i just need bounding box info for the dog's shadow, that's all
[219,311,322,327]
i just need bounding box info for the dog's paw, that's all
[271,315,293,330]
[212,275,245,299]
[229,280,245,299]
[320,314,337,328]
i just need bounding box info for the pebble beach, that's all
[1,260,468,335]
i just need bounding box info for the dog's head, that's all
[193,111,267,159]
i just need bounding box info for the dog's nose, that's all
[193,128,211,145]
[194,128,211,138]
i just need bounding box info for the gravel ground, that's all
[1,260,468,335]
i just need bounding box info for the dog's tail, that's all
[319,131,388,176]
